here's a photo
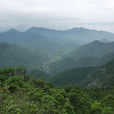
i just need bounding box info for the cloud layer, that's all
[0,0,114,32]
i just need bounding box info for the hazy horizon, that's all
[0,25,114,34]
[0,0,114,32]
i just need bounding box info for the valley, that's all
[0,27,114,74]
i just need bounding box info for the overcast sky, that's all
[0,0,114,32]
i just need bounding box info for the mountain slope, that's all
[49,41,114,74]
[51,59,114,88]
[0,42,43,70]
[0,27,83,62]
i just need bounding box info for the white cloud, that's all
[0,0,114,32]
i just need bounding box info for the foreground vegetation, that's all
[0,67,114,114]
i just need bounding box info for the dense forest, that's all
[0,67,114,113]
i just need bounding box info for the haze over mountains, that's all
[0,27,114,74]
[49,40,114,74]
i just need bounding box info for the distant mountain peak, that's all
[27,27,39,31]
[27,27,49,32]
[69,27,88,31]
[7,29,19,33]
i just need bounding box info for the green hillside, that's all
[51,59,114,88]
[0,42,43,70]
[49,41,114,74]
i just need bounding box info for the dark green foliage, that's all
[0,67,75,113]
[0,67,114,113]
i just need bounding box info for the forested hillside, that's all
[51,59,114,88]
[0,42,43,70]
[49,40,114,74]
[0,67,114,113]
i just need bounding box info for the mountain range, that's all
[49,40,114,74]
[0,27,114,74]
